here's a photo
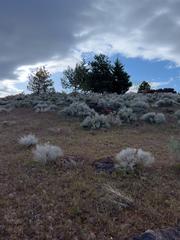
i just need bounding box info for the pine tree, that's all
[112,58,132,94]
[61,54,132,94]
[88,54,113,93]
[27,66,54,94]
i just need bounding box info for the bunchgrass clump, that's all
[19,134,38,147]
[33,143,63,164]
[114,148,154,172]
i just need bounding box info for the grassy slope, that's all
[0,109,179,239]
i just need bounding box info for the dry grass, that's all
[0,108,180,239]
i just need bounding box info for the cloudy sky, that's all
[1,0,180,96]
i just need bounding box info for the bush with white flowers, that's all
[114,148,154,171]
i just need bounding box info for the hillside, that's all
[0,92,180,239]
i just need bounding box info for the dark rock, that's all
[93,157,115,173]
[132,227,180,240]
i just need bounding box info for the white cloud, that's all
[150,78,174,88]
[0,80,21,97]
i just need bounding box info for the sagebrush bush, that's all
[19,134,38,147]
[141,112,166,124]
[34,102,53,113]
[33,144,63,164]
[61,102,95,118]
[155,98,176,107]
[117,107,137,123]
[140,112,155,123]
[130,101,149,114]
[81,113,110,130]
[106,113,122,126]
[154,113,166,124]
[114,148,154,171]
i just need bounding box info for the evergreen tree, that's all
[27,66,54,94]
[61,66,76,91]
[61,60,88,92]
[138,81,151,93]
[61,54,132,94]
[87,54,113,93]
[112,58,132,94]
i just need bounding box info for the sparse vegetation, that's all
[19,134,38,147]
[114,148,154,171]
[1,91,180,239]
[33,143,63,164]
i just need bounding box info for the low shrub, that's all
[34,102,56,113]
[81,113,110,130]
[155,113,166,124]
[61,102,95,118]
[155,98,176,107]
[19,134,38,147]
[130,101,149,114]
[106,113,122,127]
[114,148,154,171]
[141,112,166,124]
[175,110,180,120]
[33,144,63,164]
[117,107,137,123]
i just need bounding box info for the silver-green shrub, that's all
[19,134,38,147]
[33,143,63,164]
[117,107,137,123]
[61,102,95,118]
[141,112,166,124]
[81,113,110,130]
[114,148,154,171]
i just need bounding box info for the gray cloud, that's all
[0,0,94,80]
[0,0,180,94]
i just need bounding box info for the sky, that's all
[1,0,180,97]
